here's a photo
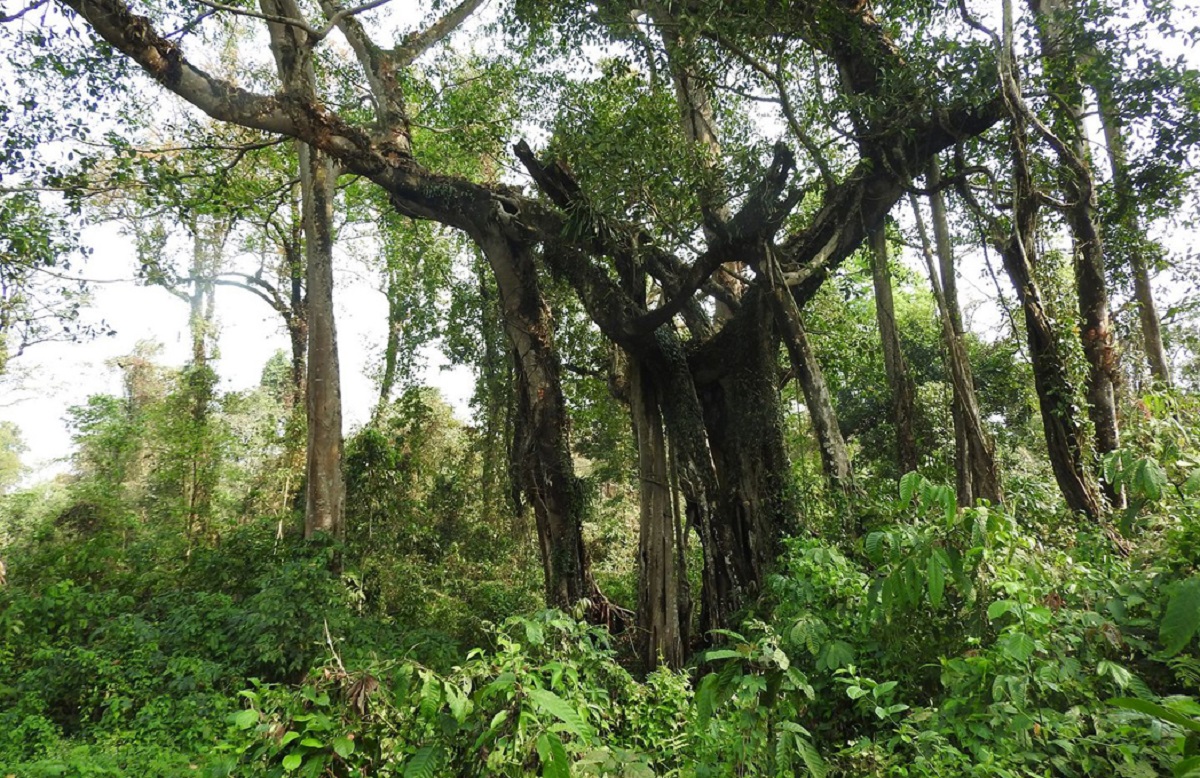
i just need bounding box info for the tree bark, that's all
[299,142,346,539]
[630,355,686,667]
[869,225,920,476]
[472,225,594,609]
[1095,87,1172,387]
[992,0,1104,518]
[911,180,1001,506]
[1029,0,1121,466]
[762,251,855,494]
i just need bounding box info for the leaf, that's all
[819,640,854,671]
[864,531,886,563]
[899,471,921,506]
[282,754,302,772]
[1182,468,1200,496]
[1132,457,1168,501]
[536,733,570,778]
[281,731,300,746]
[233,708,259,730]
[403,745,440,778]
[524,619,545,646]
[701,649,744,662]
[1174,755,1200,778]
[1000,632,1035,663]
[927,553,945,609]
[987,600,1016,622]
[846,685,868,700]
[1161,576,1200,657]
[796,736,828,778]
[332,736,355,759]
[696,673,719,728]
[1109,698,1200,733]
[527,688,594,740]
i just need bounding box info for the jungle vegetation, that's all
[2,0,1200,775]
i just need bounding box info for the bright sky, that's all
[0,221,474,482]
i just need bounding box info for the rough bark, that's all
[762,251,855,494]
[869,226,920,476]
[472,225,594,609]
[1028,0,1121,466]
[299,142,346,539]
[991,0,1104,518]
[257,0,345,538]
[630,356,686,667]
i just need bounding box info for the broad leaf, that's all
[1161,576,1200,657]
[527,688,594,740]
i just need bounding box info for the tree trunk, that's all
[678,289,792,636]
[762,251,855,494]
[473,226,594,609]
[300,142,346,539]
[630,355,686,667]
[869,225,920,476]
[1095,87,1172,387]
[995,5,1104,518]
[911,181,1001,506]
[1029,0,1121,470]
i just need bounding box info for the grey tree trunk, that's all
[299,142,346,539]
[630,357,686,668]
[911,181,1002,506]
[995,0,1104,518]
[258,0,346,538]
[762,252,855,494]
[473,226,596,610]
[1095,88,1172,387]
[869,226,920,476]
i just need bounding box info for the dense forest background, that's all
[2,0,1200,775]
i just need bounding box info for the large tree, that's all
[27,0,1193,664]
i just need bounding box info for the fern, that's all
[402,744,440,778]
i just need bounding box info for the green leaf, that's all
[536,733,570,778]
[899,471,921,506]
[819,640,854,671]
[1132,457,1168,501]
[846,685,868,700]
[696,673,718,728]
[701,649,744,662]
[299,737,323,748]
[1000,632,1035,663]
[1182,468,1200,496]
[796,736,828,778]
[282,753,302,772]
[864,532,886,563]
[1109,698,1200,733]
[1161,576,1200,656]
[527,688,594,740]
[403,745,440,778]
[1174,755,1200,778]
[927,553,945,609]
[233,708,259,730]
[332,736,355,759]
[987,600,1016,622]
[281,731,301,746]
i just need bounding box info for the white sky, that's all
[0,221,474,482]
